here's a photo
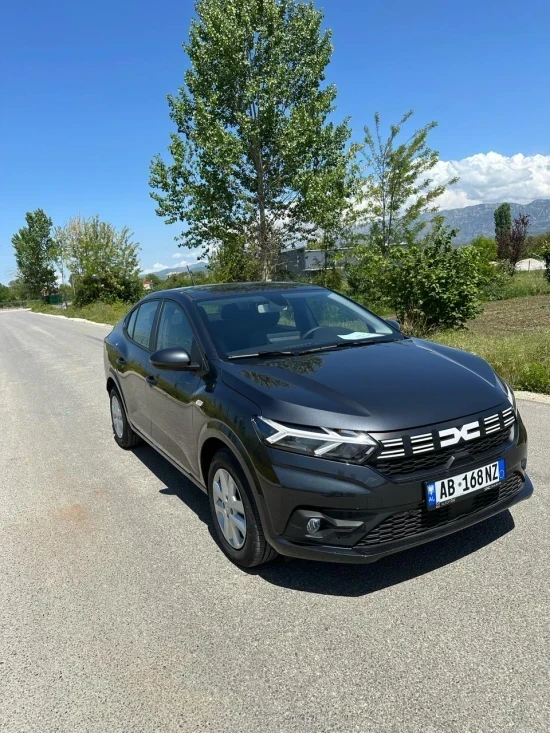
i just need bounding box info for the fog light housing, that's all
[306,517,322,534]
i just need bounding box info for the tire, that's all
[207,449,277,568]
[109,388,140,449]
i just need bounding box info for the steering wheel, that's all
[301,325,327,340]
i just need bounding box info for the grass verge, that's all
[433,294,550,394]
[31,300,130,325]
[498,270,550,299]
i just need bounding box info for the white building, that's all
[515,258,545,272]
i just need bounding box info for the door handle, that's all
[116,356,126,366]
[146,375,157,386]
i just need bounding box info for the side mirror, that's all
[385,318,402,332]
[149,347,200,371]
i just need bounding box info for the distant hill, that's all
[425,198,550,244]
[140,261,207,280]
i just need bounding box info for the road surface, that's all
[0,310,548,732]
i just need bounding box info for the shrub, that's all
[385,223,483,334]
[74,272,143,307]
[478,261,512,301]
[344,245,391,311]
[313,267,343,291]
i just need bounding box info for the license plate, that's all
[426,459,506,510]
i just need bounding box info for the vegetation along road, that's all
[1,310,548,732]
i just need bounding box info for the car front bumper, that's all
[253,420,533,564]
[265,474,533,563]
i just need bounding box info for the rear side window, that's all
[126,308,138,339]
[132,301,159,350]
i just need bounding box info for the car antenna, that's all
[186,265,196,285]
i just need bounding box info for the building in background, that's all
[515,258,545,272]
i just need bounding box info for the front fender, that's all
[197,420,263,498]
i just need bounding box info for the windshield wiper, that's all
[296,344,339,355]
[335,337,395,348]
[229,338,399,359]
[227,350,296,360]
[298,337,396,355]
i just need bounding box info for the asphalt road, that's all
[0,310,548,733]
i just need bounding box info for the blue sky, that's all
[1,0,549,282]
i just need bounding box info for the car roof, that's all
[148,281,324,301]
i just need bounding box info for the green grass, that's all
[31,300,130,325]
[498,270,550,299]
[433,294,550,394]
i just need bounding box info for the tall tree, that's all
[357,111,458,255]
[541,243,550,284]
[509,213,530,268]
[54,215,142,305]
[150,0,358,280]
[494,203,512,260]
[11,209,57,297]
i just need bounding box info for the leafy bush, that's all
[468,236,510,301]
[479,262,513,301]
[344,245,392,312]
[56,215,143,306]
[385,224,483,334]
[73,272,143,307]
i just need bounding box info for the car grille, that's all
[374,425,512,478]
[356,473,523,547]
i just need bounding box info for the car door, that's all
[116,299,160,439]
[146,299,204,475]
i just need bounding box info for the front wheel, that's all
[207,450,277,568]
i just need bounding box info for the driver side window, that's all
[156,300,199,360]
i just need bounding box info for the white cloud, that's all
[141,262,170,273]
[172,251,200,264]
[430,152,550,210]
[141,255,200,274]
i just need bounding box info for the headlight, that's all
[253,416,378,463]
[497,376,517,414]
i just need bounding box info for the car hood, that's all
[221,339,509,432]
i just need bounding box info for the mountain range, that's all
[142,199,550,276]
[427,198,550,243]
[141,261,207,280]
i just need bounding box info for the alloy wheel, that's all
[212,468,247,549]
[111,394,124,439]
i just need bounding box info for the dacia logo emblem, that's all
[438,420,481,448]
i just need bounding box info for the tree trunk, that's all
[253,140,271,281]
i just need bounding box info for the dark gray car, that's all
[104,283,533,567]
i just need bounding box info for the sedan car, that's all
[104,282,533,567]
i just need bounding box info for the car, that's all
[103,282,533,568]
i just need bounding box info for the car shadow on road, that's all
[131,444,516,598]
[253,511,516,596]
[130,444,211,526]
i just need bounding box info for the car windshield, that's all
[196,288,402,358]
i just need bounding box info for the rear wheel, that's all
[110,389,140,449]
[207,450,277,568]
